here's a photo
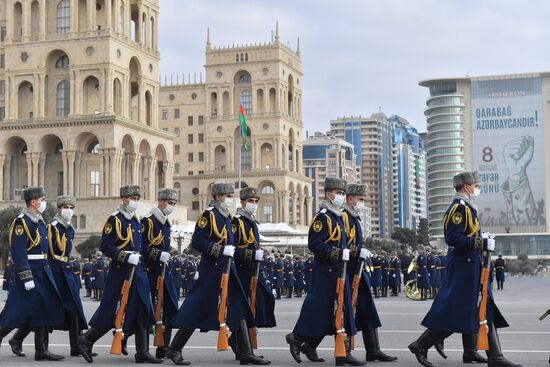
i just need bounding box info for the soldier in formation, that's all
[388,251,401,297]
[495,254,506,290]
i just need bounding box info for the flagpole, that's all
[238,120,242,190]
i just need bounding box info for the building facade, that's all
[330,114,393,238]
[302,132,359,211]
[390,115,427,230]
[0,0,184,242]
[159,26,312,226]
[421,73,550,257]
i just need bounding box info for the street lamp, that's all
[174,230,185,255]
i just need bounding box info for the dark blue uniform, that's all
[438,255,447,287]
[421,198,508,334]
[430,255,441,292]
[273,257,284,298]
[47,219,87,331]
[381,256,389,297]
[184,259,197,292]
[264,257,274,290]
[232,212,276,328]
[416,252,430,300]
[304,256,313,292]
[400,255,411,285]
[88,210,155,333]
[370,255,382,296]
[495,257,505,289]
[283,258,294,297]
[388,257,401,296]
[170,205,255,332]
[293,259,305,296]
[0,211,64,329]
[292,206,356,338]
[170,256,183,298]
[72,259,82,290]
[82,261,93,296]
[141,211,179,337]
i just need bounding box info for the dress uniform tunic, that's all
[273,257,284,290]
[389,257,401,289]
[304,256,313,292]
[184,259,197,291]
[495,258,506,283]
[370,256,382,288]
[416,253,430,290]
[421,196,508,334]
[293,259,306,292]
[170,256,182,297]
[72,259,82,289]
[82,261,93,293]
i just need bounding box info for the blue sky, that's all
[159,0,550,134]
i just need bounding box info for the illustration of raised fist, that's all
[503,135,534,188]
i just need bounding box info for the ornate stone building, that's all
[159,25,312,225]
[0,0,183,242]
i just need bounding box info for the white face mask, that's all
[221,197,234,210]
[244,203,258,215]
[331,194,345,208]
[126,200,139,213]
[163,204,175,216]
[61,208,74,221]
[355,201,366,211]
[37,200,47,214]
[471,187,481,199]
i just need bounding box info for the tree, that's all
[391,227,418,248]
[417,218,430,245]
[76,235,101,259]
[0,206,24,267]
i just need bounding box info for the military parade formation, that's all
[0,173,523,366]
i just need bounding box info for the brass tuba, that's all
[405,259,421,300]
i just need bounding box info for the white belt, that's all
[28,254,47,260]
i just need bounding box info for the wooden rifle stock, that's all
[350,259,364,350]
[217,256,232,351]
[249,261,260,349]
[153,263,166,347]
[477,250,490,351]
[334,261,347,358]
[111,264,136,355]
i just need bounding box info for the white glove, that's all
[486,238,496,252]
[481,232,495,240]
[342,249,350,262]
[392,274,396,278]
[24,280,35,291]
[159,251,170,264]
[127,252,141,266]
[255,249,264,261]
[223,245,235,258]
[359,248,371,260]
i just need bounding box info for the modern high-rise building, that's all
[302,132,359,211]
[0,0,184,242]
[330,114,393,238]
[421,73,550,256]
[390,115,427,230]
[159,25,312,226]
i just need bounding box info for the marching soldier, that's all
[166,182,268,365]
[425,246,434,299]
[293,256,305,298]
[141,188,180,359]
[437,250,447,287]
[286,177,361,365]
[401,252,411,286]
[341,183,398,363]
[408,172,521,367]
[495,254,506,290]
[170,251,183,299]
[283,256,294,298]
[388,251,401,297]
[265,256,274,291]
[273,253,284,299]
[184,255,197,292]
[0,186,65,361]
[304,253,313,293]
[71,257,82,294]
[430,249,441,298]
[380,251,389,297]
[79,185,160,364]
[94,253,105,301]
[415,245,430,301]
[230,187,276,359]
[82,258,93,298]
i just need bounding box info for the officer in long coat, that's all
[283,256,294,298]
[400,253,411,286]
[265,256,274,291]
[286,177,359,365]
[93,253,105,301]
[230,187,276,358]
[342,184,397,363]
[141,188,180,359]
[0,186,65,361]
[166,182,268,365]
[388,251,401,297]
[184,255,197,292]
[370,252,382,298]
[72,258,82,292]
[304,254,313,293]
[437,250,447,287]
[380,251,389,297]
[293,256,305,297]
[415,245,430,301]
[495,254,506,290]
[170,252,183,299]
[408,172,521,367]
[79,185,159,364]
[429,250,441,298]
[82,258,93,297]
[273,253,284,299]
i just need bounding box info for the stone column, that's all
[105,68,112,113]
[0,154,5,201]
[147,157,156,199]
[31,153,40,187]
[21,0,30,41]
[305,196,312,225]
[297,194,304,225]
[69,70,76,115]
[137,77,144,123]
[6,0,13,42]
[86,0,94,34]
[124,0,130,39]
[105,0,112,30]
[98,148,106,196]
[282,191,289,224]
[113,0,120,34]
[153,11,158,51]
[38,73,45,117]
[70,0,77,35]
[136,2,142,44]
[5,76,12,119]
[165,161,174,188]
[74,151,81,197]
[66,151,76,195]
[25,152,33,186]
[4,155,12,199]
[143,7,148,48]
[38,153,46,188]
[130,152,141,184]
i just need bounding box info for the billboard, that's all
[471,77,546,233]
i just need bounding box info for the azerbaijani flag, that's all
[239,105,250,151]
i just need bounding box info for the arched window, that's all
[240,90,252,115]
[57,0,71,34]
[56,55,69,68]
[79,215,86,229]
[238,73,251,83]
[87,141,99,153]
[56,80,70,116]
[261,185,275,195]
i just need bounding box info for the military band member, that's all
[415,245,430,301]
[273,253,284,299]
[408,172,521,367]
[166,182,268,365]
[0,186,65,361]
[293,256,305,298]
[141,188,180,359]
[429,249,441,298]
[380,251,389,297]
[370,251,382,298]
[283,256,294,298]
[170,251,183,299]
[230,187,276,359]
[388,251,401,297]
[437,250,447,287]
[82,258,93,298]
[185,255,197,292]
[400,252,412,286]
[79,185,160,364]
[264,256,274,291]
[495,254,506,290]
[71,257,82,293]
[304,253,313,293]
[341,184,398,363]
[286,177,360,366]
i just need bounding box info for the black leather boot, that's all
[156,326,173,359]
[35,327,65,361]
[335,336,365,366]
[486,324,521,367]
[408,329,447,367]
[237,320,270,365]
[300,336,325,362]
[363,328,398,362]
[433,331,452,359]
[9,328,30,357]
[165,328,193,365]
[79,327,108,363]
[229,332,240,360]
[462,334,488,363]
[135,319,163,364]
[285,332,304,363]
[0,326,14,352]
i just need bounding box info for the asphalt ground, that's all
[0,276,549,366]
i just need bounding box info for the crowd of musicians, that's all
[0,172,519,366]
